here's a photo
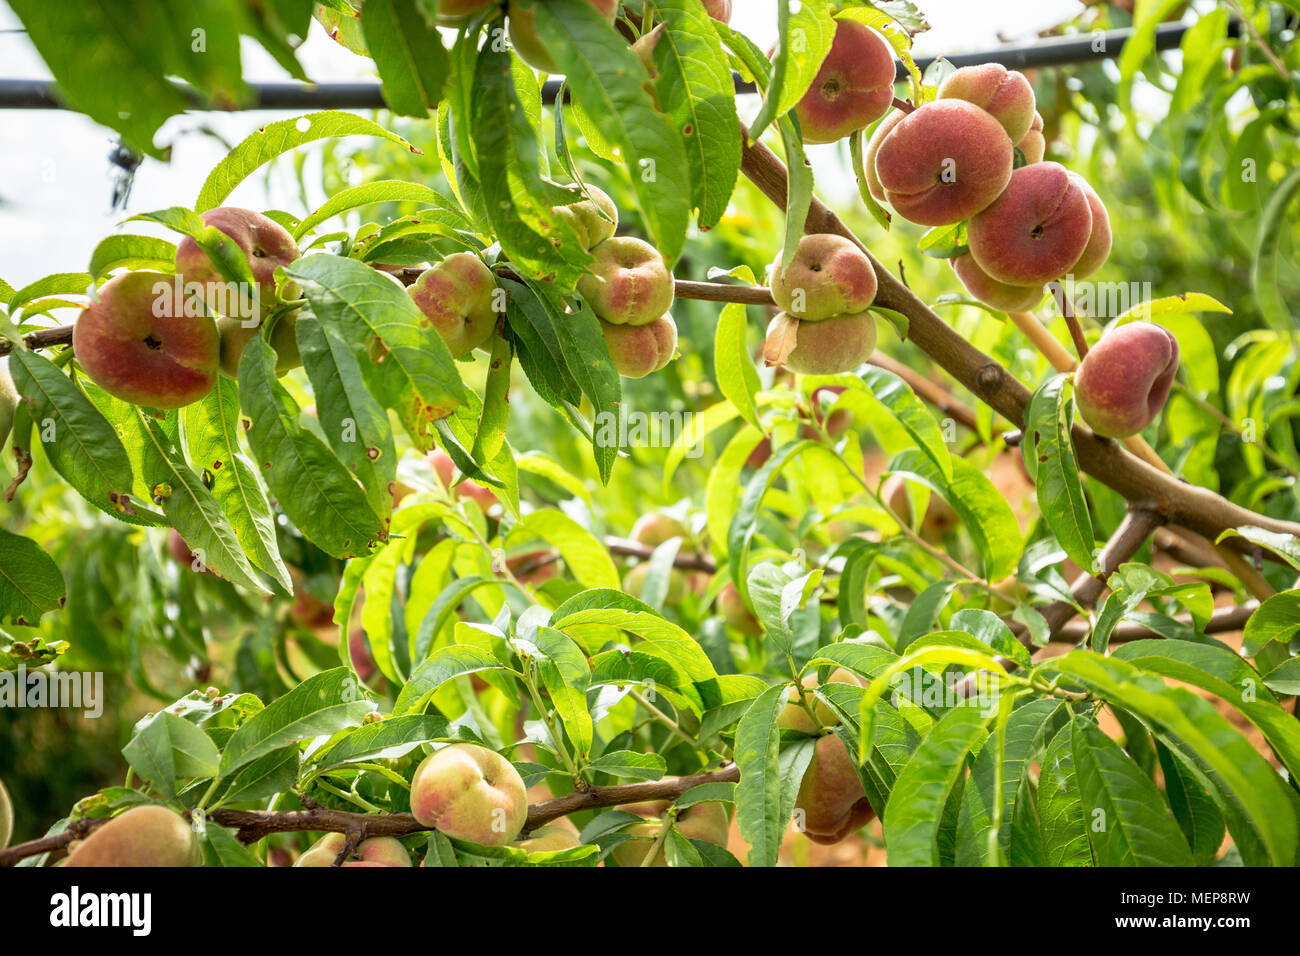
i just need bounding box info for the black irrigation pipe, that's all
[0,20,1240,112]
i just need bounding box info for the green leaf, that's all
[550,589,720,708]
[1155,739,1225,867]
[7,0,191,156]
[1252,166,1300,332]
[714,299,762,431]
[88,235,177,280]
[508,510,620,590]
[588,750,667,781]
[955,698,1064,866]
[1037,722,1093,866]
[196,112,416,212]
[733,682,790,867]
[1023,374,1095,573]
[1114,638,1300,779]
[1262,658,1300,697]
[1042,651,1298,867]
[1070,715,1193,866]
[531,0,692,263]
[218,668,372,779]
[217,747,301,805]
[360,0,449,117]
[9,349,140,522]
[470,45,591,287]
[0,530,65,627]
[295,181,469,241]
[309,715,452,771]
[136,414,270,593]
[200,824,265,867]
[238,337,385,560]
[1241,590,1300,652]
[527,626,594,760]
[287,254,466,452]
[295,315,397,520]
[1216,527,1300,574]
[182,378,291,592]
[883,706,991,866]
[394,645,505,714]
[747,0,836,145]
[123,713,221,800]
[650,0,742,229]
[856,367,953,481]
[887,448,1023,581]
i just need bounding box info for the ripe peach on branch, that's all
[792,19,897,145]
[872,99,1014,226]
[1074,323,1180,439]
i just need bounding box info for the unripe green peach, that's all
[600,315,677,379]
[717,582,761,637]
[792,20,896,145]
[73,271,220,408]
[937,64,1036,143]
[64,805,202,867]
[873,100,1014,226]
[215,310,301,380]
[508,0,618,73]
[0,777,12,850]
[1068,174,1112,279]
[407,253,499,358]
[863,111,906,203]
[410,744,528,845]
[1016,111,1046,164]
[1074,323,1180,439]
[513,824,581,853]
[967,162,1093,286]
[795,733,876,845]
[554,185,618,251]
[623,562,689,604]
[630,513,690,546]
[0,361,18,449]
[174,207,301,322]
[950,254,1045,312]
[578,237,675,326]
[765,312,877,376]
[770,234,877,321]
[611,800,730,866]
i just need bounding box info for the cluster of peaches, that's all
[783,19,1179,439]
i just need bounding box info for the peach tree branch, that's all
[0,765,741,866]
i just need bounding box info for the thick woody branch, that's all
[736,130,1300,552]
[0,766,740,866]
[1037,508,1167,641]
[958,508,1164,698]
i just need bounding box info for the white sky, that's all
[0,1,1088,288]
